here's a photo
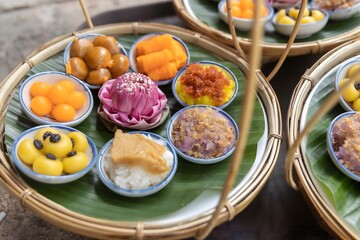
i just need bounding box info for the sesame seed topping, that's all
[114,72,156,96]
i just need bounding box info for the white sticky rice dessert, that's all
[104,134,173,190]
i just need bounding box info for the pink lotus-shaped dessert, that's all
[98,72,168,130]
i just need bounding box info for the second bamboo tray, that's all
[173,0,360,58]
[287,39,360,239]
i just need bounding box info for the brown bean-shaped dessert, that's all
[109,54,130,78]
[86,68,111,85]
[70,38,94,59]
[93,35,120,55]
[65,57,89,80]
[84,46,112,70]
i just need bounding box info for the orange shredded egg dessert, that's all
[175,63,236,107]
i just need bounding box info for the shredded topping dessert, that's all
[331,113,360,176]
[171,107,236,159]
[179,63,231,106]
[314,0,360,11]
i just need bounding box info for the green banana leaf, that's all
[4,35,266,222]
[304,66,360,233]
[188,0,360,43]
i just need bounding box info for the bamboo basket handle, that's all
[225,2,246,58]
[79,0,94,29]
[227,0,308,81]
[196,0,265,238]
[266,0,308,81]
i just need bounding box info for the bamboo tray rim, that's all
[174,0,360,57]
[0,22,282,239]
[300,68,351,213]
[286,40,360,239]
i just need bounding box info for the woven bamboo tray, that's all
[0,22,281,239]
[173,0,360,58]
[286,39,360,239]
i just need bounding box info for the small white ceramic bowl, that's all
[128,33,190,85]
[172,61,238,109]
[10,125,98,184]
[63,33,128,90]
[271,9,329,39]
[218,0,274,31]
[166,105,239,165]
[327,112,360,182]
[312,1,360,20]
[96,131,178,197]
[335,58,360,112]
[19,71,93,127]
